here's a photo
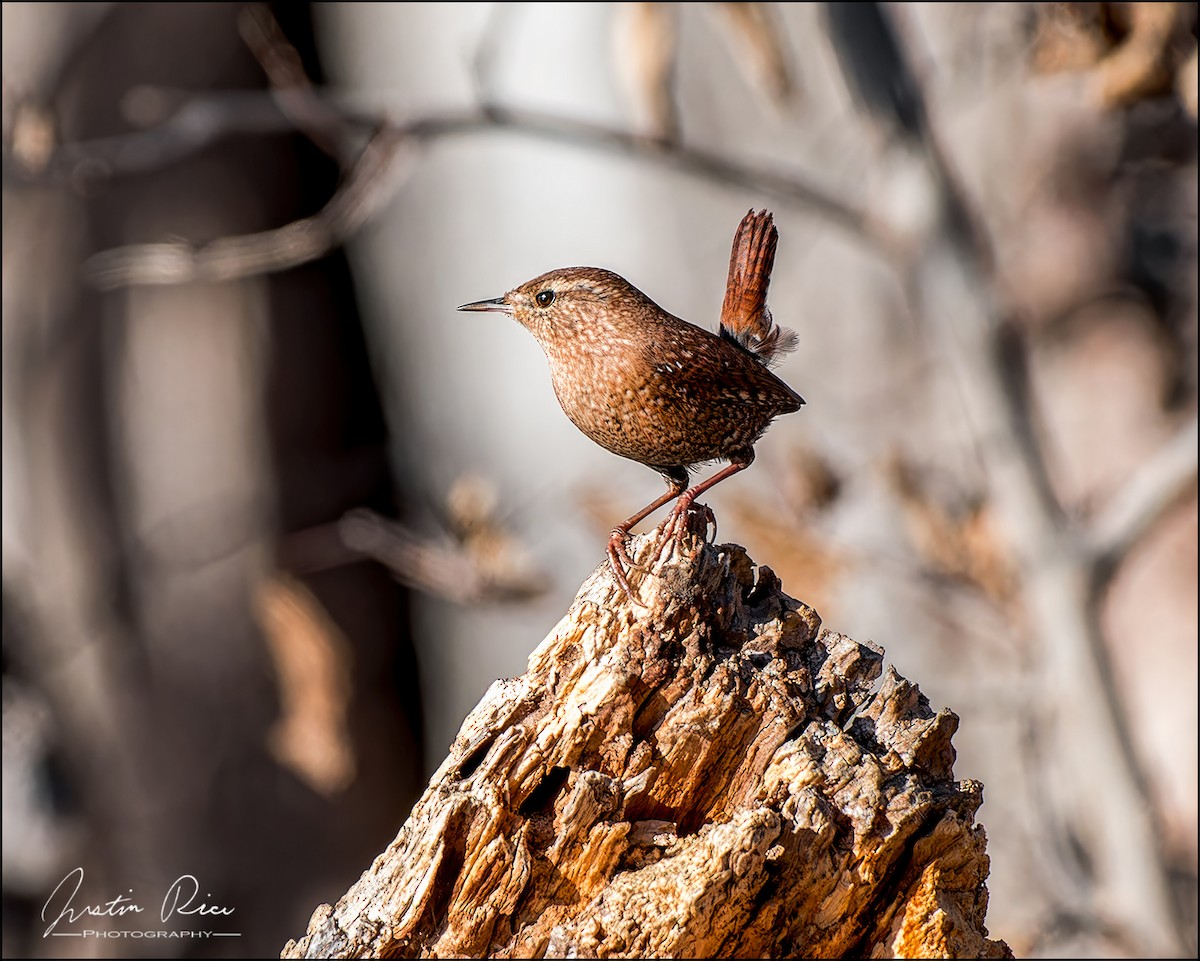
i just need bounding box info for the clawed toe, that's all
[663,499,717,542]
[609,529,644,572]
[607,532,640,600]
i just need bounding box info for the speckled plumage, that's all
[505,266,801,472]
[458,210,803,596]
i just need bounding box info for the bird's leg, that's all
[607,467,688,596]
[609,487,679,570]
[667,450,755,539]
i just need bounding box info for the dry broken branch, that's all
[282,514,1009,959]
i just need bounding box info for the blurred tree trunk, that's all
[3,5,421,956]
[284,516,1009,960]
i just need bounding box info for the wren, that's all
[458,209,803,596]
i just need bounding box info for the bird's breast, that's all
[542,333,787,467]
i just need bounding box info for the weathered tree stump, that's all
[282,512,1010,959]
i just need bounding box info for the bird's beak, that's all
[457,297,513,315]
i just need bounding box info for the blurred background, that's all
[2,2,1196,958]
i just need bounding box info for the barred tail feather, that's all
[719,210,798,367]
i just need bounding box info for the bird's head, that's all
[458,267,653,345]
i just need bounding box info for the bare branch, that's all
[8,6,875,285]
[61,91,876,291]
[82,123,413,290]
[1088,415,1199,582]
[3,93,301,183]
[15,98,875,236]
[9,90,877,250]
[458,105,875,238]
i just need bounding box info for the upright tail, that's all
[719,209,798,367]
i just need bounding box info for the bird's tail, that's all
[719,209,798,367]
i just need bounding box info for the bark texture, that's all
[282,513,1010,959]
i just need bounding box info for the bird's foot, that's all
[606,529,641,600]
[609,527,646,572]
[665,497,717,543]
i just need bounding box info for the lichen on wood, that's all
[282,511,1010,959]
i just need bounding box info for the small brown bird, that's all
[458,210,803,596]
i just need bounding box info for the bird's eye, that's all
[535,290,555,307]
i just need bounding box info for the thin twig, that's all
[238,3,361,162]
[1088,415,1199,582]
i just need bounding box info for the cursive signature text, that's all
[161,875,235,922]
[42,868,234,937]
